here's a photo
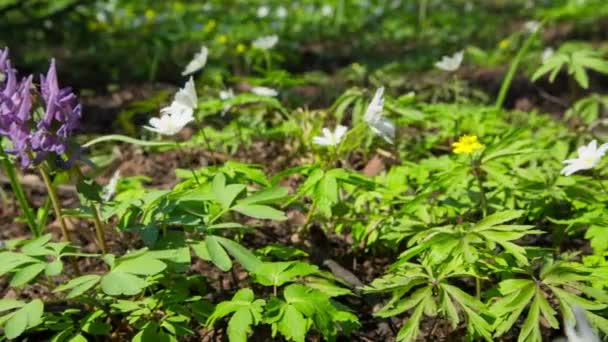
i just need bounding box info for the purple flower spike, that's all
[0,49,82,169]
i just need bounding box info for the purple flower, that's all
[0,48,81,169]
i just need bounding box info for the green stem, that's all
[594,171,608,196]
[473,160,488,217]
[73,167,108,254]
[38,165,72,242]
[175,141,201,184]
[90,204,108,254]
[475,277,481,300]
[199,128,215,165]
[495,25,542,109]
[1,154,39,236]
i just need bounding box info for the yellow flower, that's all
[144,9,156,21]
[452,135,484,155]
[204,20,217,33]
[498,39,510,50]
[173,1,185,12]
[236,43,247,54]
[217,34,228,44]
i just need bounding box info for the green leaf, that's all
[4,299,43,339]
[45,260,63,277]
[473,210,524,231]
[238,186,289,205]
[517,295,542,342]
[54,274,101,298]
[114,256,167,275]
[232,204,287,220]
[0,299,24,313]
[205,236,232,271]
[313,173,338,217]
[213,174,245,209]
[395,301,425,342]
[253,262,318,287]
[215,237,262,273]
[277,304,308,342]
[10,262,46,287]
[0,252,39,276]
[76,179,103,202]
[100,272,148,296]
[337,123,367,155]
[227,308,253,342]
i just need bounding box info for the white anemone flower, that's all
[219,88,235,100]
[276,6,288,18]
[251,86,278,97]
[102,170,121,202]
[257,6,270,18]
[435,50,464,72]
[563,306,600,342]
[364,87,395,144]
[252,35,278,50]
[313,125,348,147]
[524,20,541,33]
[182,46,208,76]
[146,77,197,136]
[561,140,608,176]
[321,5,333,16]
[542,47,554,63]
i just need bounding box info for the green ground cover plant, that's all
[1,1,608,341]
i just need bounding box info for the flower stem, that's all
[199,129,215,166]
[472,160,488,217]
[1,155,39,236]
[175,141,201,184]
[38,165,72,242]
[73,167,108,254]
[90,204,108,254]
[594,171,608,195]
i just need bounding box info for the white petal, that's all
[174,77,198,109]
[335,125,349,140]
[313,136,332,146]
[251,86,278,97]
[561,164,581,176]
[598,143,608,155]
[182,46,208,76]
[364,87,384,123]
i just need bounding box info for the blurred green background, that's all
[2,0,606,90]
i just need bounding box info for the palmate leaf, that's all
[1,299,44,339]
[253,261,318,287]
[442,284,493,341]
[54,274,101,298]
[517,295,542,342]
[395,300,426,342]
[207,288,265,342]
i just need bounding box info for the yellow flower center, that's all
[217,35,228,44]
[144,9,156,21]
[498,39,510,50]
[452,135,484,155]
